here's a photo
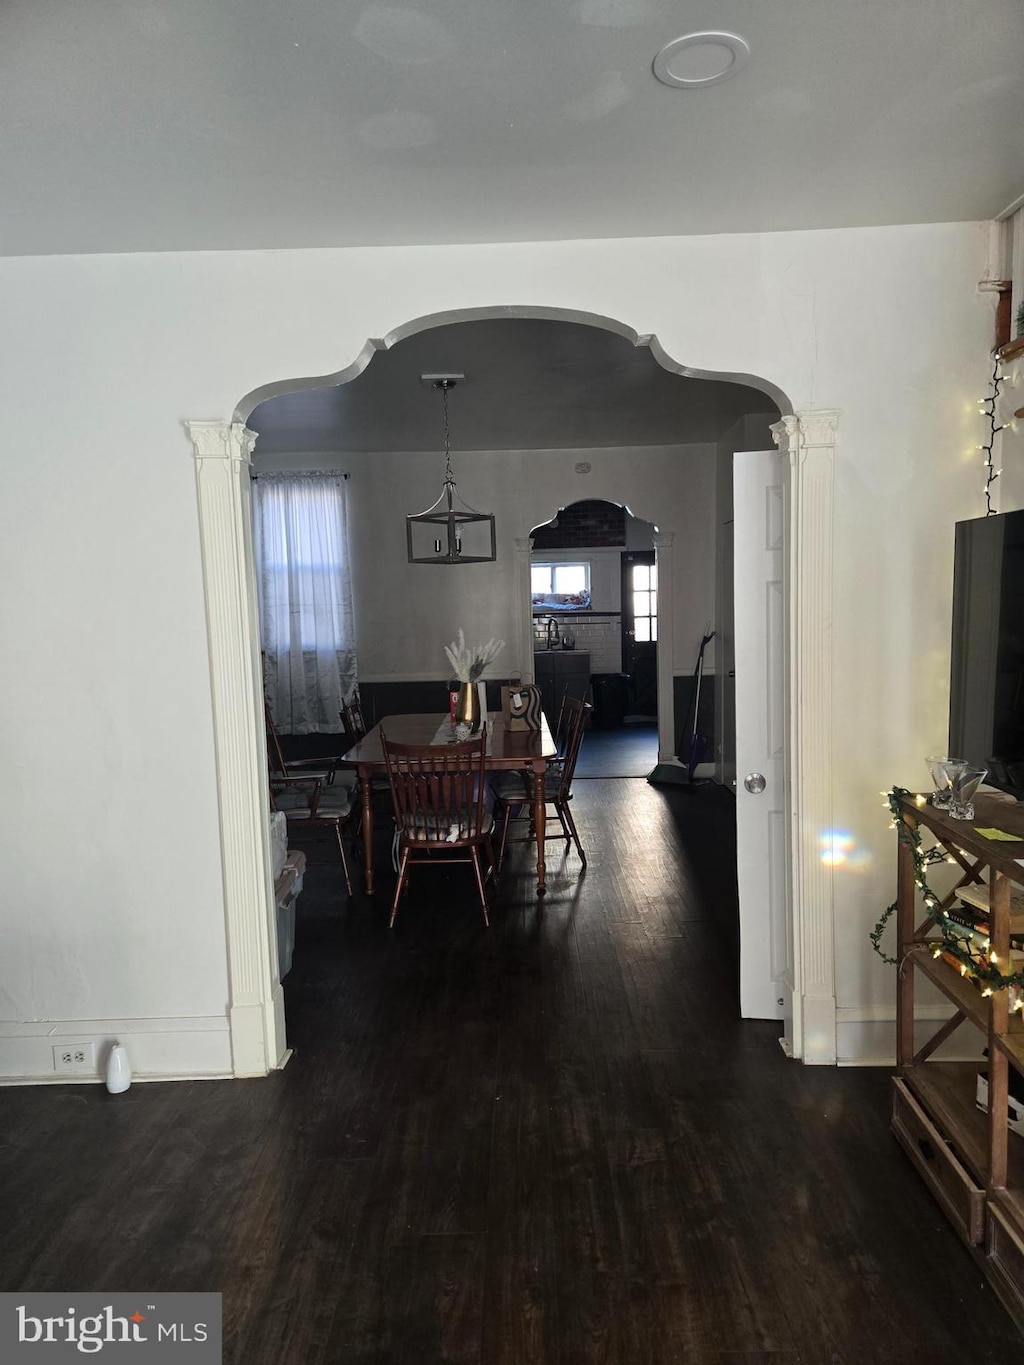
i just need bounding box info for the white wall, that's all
[0,221,997,1076]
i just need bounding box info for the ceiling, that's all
[4,1,1023,257]
[246,317,777,453]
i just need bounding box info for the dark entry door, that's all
[621,551,658,717]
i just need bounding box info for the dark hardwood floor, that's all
[574,722,659,779]
[2,780,1020,1363]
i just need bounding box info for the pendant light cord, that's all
[440,379,454,485]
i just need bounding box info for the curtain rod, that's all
[251,470,349,479]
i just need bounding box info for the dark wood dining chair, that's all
[265,702,349,787]
[495,696,590,873]
[552,685,575,760]
[269,774,356,896]
[340,691,391,806]
[340,689,370,746]
[381,727,494,929]
[490,684,578,810]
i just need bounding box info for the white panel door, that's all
[733,450,790,1021]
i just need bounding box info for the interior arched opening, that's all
[238,308,787,1055]
[528,498,660,779]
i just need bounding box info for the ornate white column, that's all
[187,420,286,1077]
[513,536,535,680]
[771,411,839,1065]
[652,530,676,763]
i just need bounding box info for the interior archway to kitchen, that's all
[528,498,661,778]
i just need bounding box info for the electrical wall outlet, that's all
[52,1042,96,1073]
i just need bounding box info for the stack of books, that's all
[965,887,1024,1136]
[938,882,1024,990]
[956,880,1024,926]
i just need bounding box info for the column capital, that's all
[187,420,258,463]
[797,410,840,448]
[770,414,801,453]
[771,411,840,460]
[652,530,675,550]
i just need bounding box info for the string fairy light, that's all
[978,355,1007,516]
[870,785,1024,991]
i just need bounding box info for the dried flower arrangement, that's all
[444,629,505,682]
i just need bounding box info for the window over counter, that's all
[531,560,592,611]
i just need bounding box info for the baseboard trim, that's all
[0,1071,234,1087]
[836,1007,986,1067]
[835,1004,953,1024]
[0,1016,232,1084]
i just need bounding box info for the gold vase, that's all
[455,681,480,731]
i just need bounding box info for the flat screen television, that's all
[949,509,1024,798]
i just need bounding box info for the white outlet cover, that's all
[52,1042,96,1072]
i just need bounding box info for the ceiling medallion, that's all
[652,31,750,89]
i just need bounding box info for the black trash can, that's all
[590,673,627,728]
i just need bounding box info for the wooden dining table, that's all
[339,712,557,896]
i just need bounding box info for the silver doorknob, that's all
[744,772,767,794]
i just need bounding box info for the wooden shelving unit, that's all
[894,793,1024,1330]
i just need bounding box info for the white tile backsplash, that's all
[539,616,621,673]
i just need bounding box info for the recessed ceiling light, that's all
[652,31,750,89]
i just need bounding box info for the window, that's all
[253,472,357,733]
[531,561,592,610]
[631,562,657,641]
[258,497,347,651]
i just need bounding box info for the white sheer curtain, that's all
[253,472,357,734]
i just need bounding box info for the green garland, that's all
[872,785,1024,991]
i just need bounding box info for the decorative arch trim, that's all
[233,305,791,423]
[200,306,820,1076]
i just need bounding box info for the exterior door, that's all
[733,450,791,1022]
[621,551,658,717]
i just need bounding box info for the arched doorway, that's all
[189,306,832,1076]
[529,499,660,779]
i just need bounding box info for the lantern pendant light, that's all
[406,376,496,564]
